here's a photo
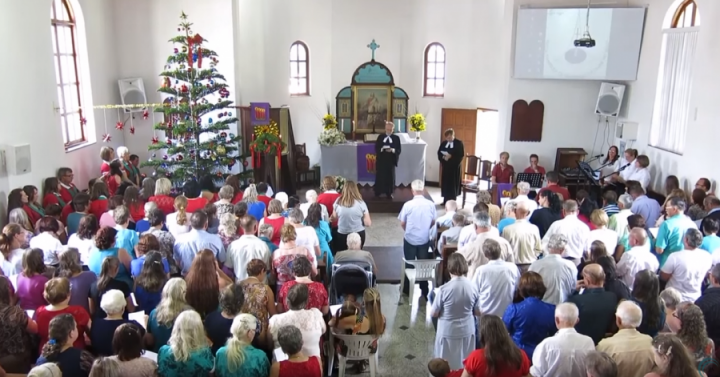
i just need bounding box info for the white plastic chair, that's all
[398,258,441,305]
[332,333,379,377]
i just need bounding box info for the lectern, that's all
[555,148,588,200]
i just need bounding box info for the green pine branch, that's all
[153,101,234,118]
[160,69,226,84]
[152,117,238,135]
[166,49,218,65]
[158,82,228,100]
[147,137,242,154]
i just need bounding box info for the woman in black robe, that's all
[438,128,464,205]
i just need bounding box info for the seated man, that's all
[596,301,655,377]
[457,203,499,248]
[567,264,618,344]
[530,303,595,377]
[437,212,465,252]
[523,153,546,175]
[435,200,458,229]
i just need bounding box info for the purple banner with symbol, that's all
[356,143,376,182]
[495,183,514,206]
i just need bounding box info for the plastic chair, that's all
[398,258,441,305]
[332,333,379,377]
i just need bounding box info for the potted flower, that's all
[318,107,346,146]
[409,112,427,141]
[335,175,347,193]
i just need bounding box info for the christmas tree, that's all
[142,12,252,184]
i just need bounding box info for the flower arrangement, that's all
[335,175,347,193]
[249,120,286,169]
[323,114,338,130]
[318,127,346,147]
[409,112,427,132]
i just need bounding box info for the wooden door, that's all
[440,108,477,182]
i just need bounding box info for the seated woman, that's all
[269,284,326,359]
[35,277,91,351]
[110,323,158,377]
[41,204,68,245]
[648,334,705,377]
[502,272,555,360]
[182,180,209,214]
[218,213,240,251]
[7,188,40,230]
[88,227,133,289]
[270,325,321,377]
[225,176,244,204]
[676,303,715,364]
[54,247,96,314]
[140,177,156,201]
[0,277,37,373]
[205,283,245,355]
[42,177,68,208]
[90,289,145,356]
[15,248,50,310]
[597,255,632,302]
[29,217,64,266]
[36,314,93,377]
[240,259,276,352]
[185,249,232,318]
[300,190,329,222]
[330,288,386,373]
[148,178,175,215]
[242,185,267,222]
[134,201,159,233]
[131,233,170,278]
[134,251,168,314]
[260,199,286,245]
[0,223,26,277]
[460,315,530,377]
[88,181,110,219]
[277,256,328,315]
[67,214,99,266]
[124,186,146,223]
[214,185,236,218]
[89,256,135,319]
[631,269,666,337]
[157,310,215,377]
[215,313,270,377]
[113,206,139,259]
[147,278,191,353]
[273,224,316,291]
[587,209,618,256]
[8,208,34,247]
[166,196,191,238]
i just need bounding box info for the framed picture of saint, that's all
[353,86,392,133]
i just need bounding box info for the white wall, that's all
[0,0,117,220]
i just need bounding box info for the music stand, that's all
[576,161,600,187]
[516,173,544,188]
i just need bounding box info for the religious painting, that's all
[393,99,407,118]
[353,86,392,133]
[338,99,351,118]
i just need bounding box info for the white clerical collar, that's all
[384,134,392,143]
[60,182,73,189]
[445,141,454,148]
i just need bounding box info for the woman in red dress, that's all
[276,256,328,314]
[261,200,286,246]
[148,177,175,215]
[23,185,45,221]
[42,178,67,208]
[88,181,110,219]
[460,315,530,377]
[270,325,322,377]
[106,160,125,197]
[123,186,145,222]
[182,180,208,213]
[99,146,114,177]
[225,175,244,204]
[7,189,40,229]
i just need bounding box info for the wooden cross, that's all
[367,39,380,61]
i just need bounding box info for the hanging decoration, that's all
[102,133,112,143]
[143,109,149,120]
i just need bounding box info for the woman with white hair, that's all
[148,177,175,215]
[218,213,240,250]
[498,201,517,234]
[27,363,62,377]
[134,201,159,233]
[261,199,286,245]
[157,310,214,377]
[285,208,321,263]
[215,313,270,377]
[242,184,267,222]
[90,290,145,356]
[299,190,329,222]
[214,185,235,218]
[117,146,140,186]
[334,232,377,273]
[147,278,191,353]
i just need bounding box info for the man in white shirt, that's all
[660,228,713,302]
[541,200,590,266]
[472,239,519,317]
[458,212,515,278]
[615,148,638,182]
[531,303,595,377]
[437,212,465,252]
[173,211,226,275]
[508,181,538,215]
[529,234,578,305]
[398,180,437,298]
[225,215,271,281]
[609,194,634,242]
[458,203,499,248]
[502,200,542,272]
[616,228,659,288]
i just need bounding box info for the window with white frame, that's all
[649,0,700,155]
[424,43,446,97]
[289,41,310,96]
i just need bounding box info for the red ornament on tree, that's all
[116,121,124,130]
[166,138,172,145]
[180,84,188,93]
[102,134,112,142]
[177,154,184,161]
[220,132,227,138]
[151,136,159,144]
[162,155,168,160]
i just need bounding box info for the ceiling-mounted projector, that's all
[574,0,596,48]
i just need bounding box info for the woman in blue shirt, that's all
[88,226,133,288]
[503,271,556,359]
[215,313,269,377]
[157,311,214,377]
[242,185,266,222]
[135,251,168,314]
[148,278,191,353]
[305,203,334,266]
[113,205,139,259]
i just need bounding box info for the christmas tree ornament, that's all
[163,155,168,160]
[102,133,112,142]
[182,46,187,53]
[220,132,227,138]
[151,137,159,144]
[177,154,184,161]
[174,48,178,53]
[152,171,158,177]
[208,118,213,124]
[116,121,124,130]
[229,133,235,138]
[228,112,233,117]
[152,153,156,158]
[216,145,226,156]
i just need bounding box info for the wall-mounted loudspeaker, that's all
[1,144,32,175]
[594,82,625,117]
[118,78,147,113]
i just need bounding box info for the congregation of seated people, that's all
[0,155,386,377]
[422,149,720,377]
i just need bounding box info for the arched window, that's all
[289,41,310,96]
[52,0,86,147]
[424,43,445,97]
[671,0,700,28]
[650,0,700,155]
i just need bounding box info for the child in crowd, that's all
[88,181,110,219]
[701,218,720,253]
[428,358,463,377]
[66,193,90,236]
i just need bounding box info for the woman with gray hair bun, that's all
[270,324,321,377]
[90,289,145,356]
[284,208,321,262]
[214,185,235,218]
[218,213,240,250]
[299,190,329,222]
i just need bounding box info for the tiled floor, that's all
[327,186,473,376]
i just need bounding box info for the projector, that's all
[574,36,596,48]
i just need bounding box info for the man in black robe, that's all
[438,128,464,205]
[374,121,402,198]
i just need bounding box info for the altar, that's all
[320,137,427,185]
